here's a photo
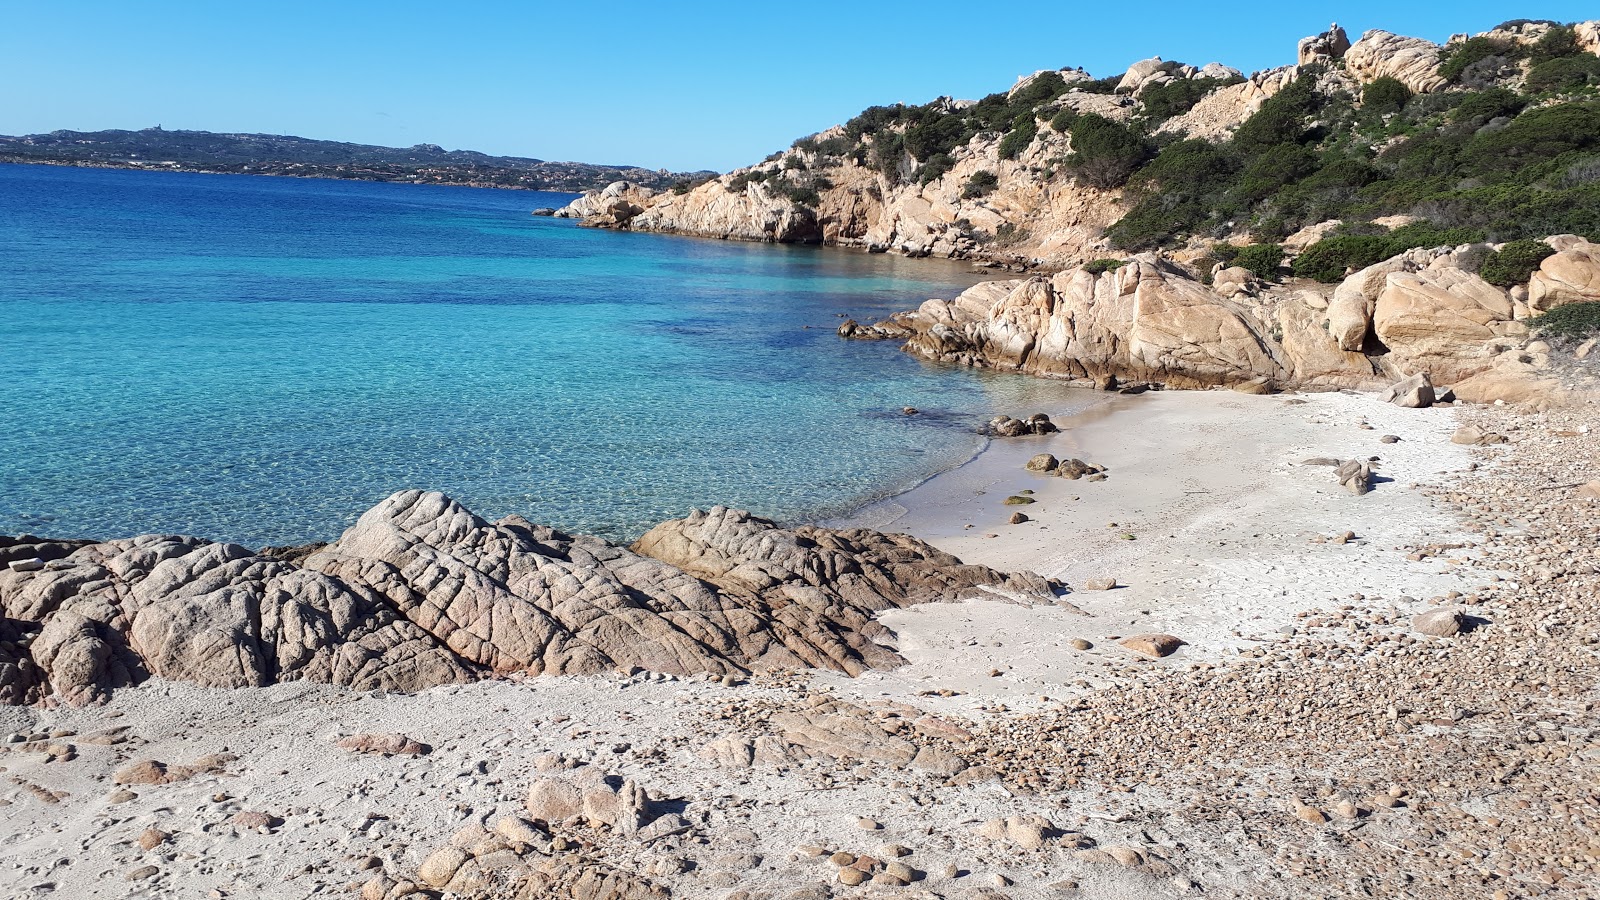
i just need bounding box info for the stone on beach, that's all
[0,491,1058,705]
[1118,634,1186,658]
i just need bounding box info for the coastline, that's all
[3,385,1598,898]
[821,388,1480,711]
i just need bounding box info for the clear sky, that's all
[3,1,1595,172]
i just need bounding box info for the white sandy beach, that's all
[0,386,1522,900]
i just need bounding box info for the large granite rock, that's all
[898,256,1291,389]
[0,492,1060,705]
[1298,24,1352,65]
[1528,237,1600,312]
[1373,268,1516,381]
[1343,30,1449,94]
[554,181,659,227]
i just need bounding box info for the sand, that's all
[0,388,1512,899]
[821,389,1480,713]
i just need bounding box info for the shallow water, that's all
[0,163,1094,545]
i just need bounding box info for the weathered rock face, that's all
[1528,237,1600,312]
[1298,24,1352,66]
[855,242,1570,397]
[554,181,659,227]
[1373,268,1518,382]
[0,492,1059,705]
[625,180,823,243]
[896,256,1298,389]
[1344,30,1449,94]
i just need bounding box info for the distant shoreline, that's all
[0,156,587,194]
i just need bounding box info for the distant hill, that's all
[0,127,716,192]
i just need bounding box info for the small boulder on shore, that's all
[1119,634,1186,658]
[986,414,1058,437]
[1025,453,1059,472]
[1382,372,1436,408]
[1413,607,1468,637]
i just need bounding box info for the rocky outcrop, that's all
[850,241,1576,397]
[1578,21,1600,56]
[554,181,659,227]
[625,180,822,243]
[0,492,1060,705]
[897,256,1297,389]
[1343,30,1449,94]
[1528,237,1600,312]
[1298,24,1352,66]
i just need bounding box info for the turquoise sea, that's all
[0,163,1088,546]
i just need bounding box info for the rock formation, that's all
[1342,30,1450,94]
[843,236,1600,400]
[1297,24,1352,66]
[553,20,1586,270]
[0,491,1061,706]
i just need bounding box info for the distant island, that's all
[0,126,717,192]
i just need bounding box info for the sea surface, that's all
[0,163,1092,546]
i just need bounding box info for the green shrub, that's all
[1451,87,1528,123]
[1232,243,1285,280]
[961,170,999,199]
[1140,76,1241,121]
[1291,223,1485,282]
[1439,36,1523,83]
[1525,55,1600,93]
[1074,76,1120,94]
[1082,258,1128,274]
[1530,25,1582,64]
[1291,235,1393,281]
[1362,77,1413,115]
[917,153,955,185]
[1530,301,1600,338]
[1461,103,1600,177]
[905,115,973,162]
[1063,114,1154,188]
[998,114,1038,161]
[1478,239,1555,286]
[1048,107,1078,132]
[1232,75,1319,154]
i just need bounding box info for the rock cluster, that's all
[853,239,1600,398]
[0,491,1059,705]
[983,413,1057,437]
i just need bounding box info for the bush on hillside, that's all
[1478,239,1555,286]
[1529,25,1582,64]
[1082,258,1128,275]
[1438,36,1523,83]
[962,170,999,199]
[998,114,1038,161]
[1232,243,1285,280]
[1291,223,1485,282]
[1140,76,1241,121]
[1362,77,1413,115]
[917,153,955,185]
[1525,55,1600,93]
[1049,106,1078,132]
[1530,301,1600,339]
[1451,87,1528,123]
[1062,114,1154,188]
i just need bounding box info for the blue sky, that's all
[3,1,1595,172]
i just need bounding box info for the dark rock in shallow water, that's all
[0,490,1066,706]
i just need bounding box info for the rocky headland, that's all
[559,21,1600,269]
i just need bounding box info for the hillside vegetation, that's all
[586,19,1600,272]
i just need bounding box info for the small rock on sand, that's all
[1119,634,1186,658]
[1413,607,1468,637]
[1082,577,1117,591]
[336,733,430,756]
